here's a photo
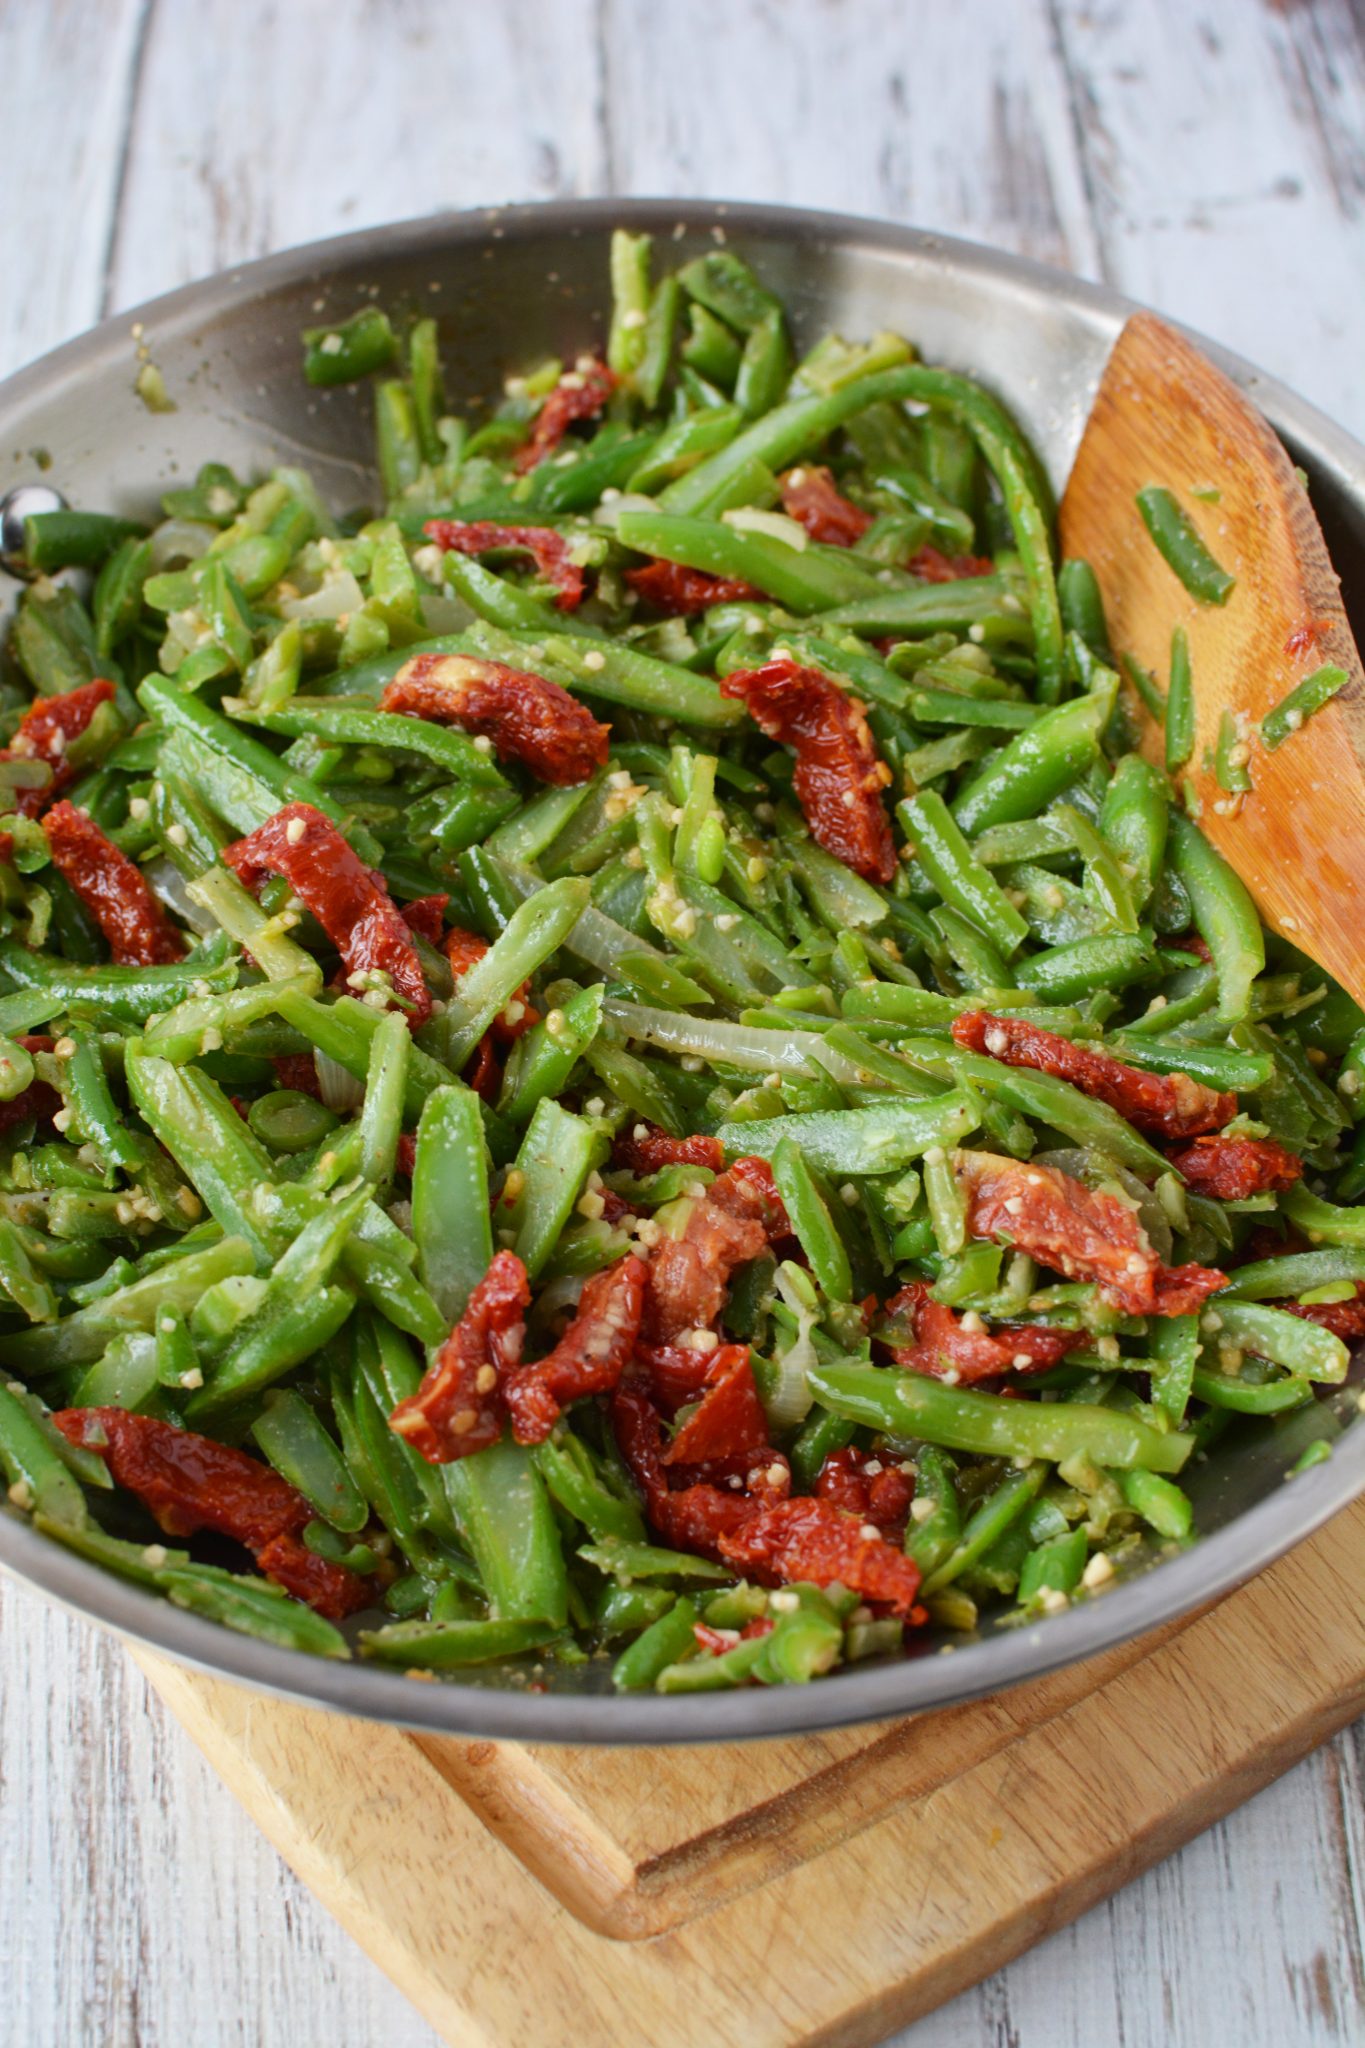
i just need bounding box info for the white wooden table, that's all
[1,3,1362,2041]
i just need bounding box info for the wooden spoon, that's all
[1059,310,1365,1007]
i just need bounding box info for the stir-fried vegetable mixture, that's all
[0,233,1359,1693]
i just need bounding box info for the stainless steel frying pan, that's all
[1,198,1361,1743]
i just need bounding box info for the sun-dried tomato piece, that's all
[953,1148,1226,1317]
[271,1053,322,1099]
[0,1035,60,1137]
[1166,1135,1304,1201]
[43,800,185,966]
[644,1157,789,1343]
[612,1121,724,1175]
[909,545,994,583]
[512,358,616,473]
[632,1341,714,1409]
[0,678,117,817]
[718,1497,925,1615]
[1285,618,1333,659]
[389,1250,530,1463]
[666,1446,791,1496]
[882,1279,1085,1385]
[693,1617,776,1655]
[609,1383,760,1560]
[661,1346,768,1465]
[1273,1283,1365,1341]
[223,802,429,1027]
[381,652,610,786]
[396,1131,418,1180]
[425,519,586,612]
[502,1256,647,1444]
[1168,931,1214,964]
[624,560,761,615]
[814,1446,914,1539]
[52,1409,370,1619]
[778,465,872,547]
[951,1011,1234,1141]
[720,659,896,884]
[400,892,449,946]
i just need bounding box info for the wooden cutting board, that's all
[132,1493,1365,2048]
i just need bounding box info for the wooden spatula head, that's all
[1060,311,1365,1007]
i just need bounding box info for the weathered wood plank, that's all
[601,0,1102,274]
[0,0,148,374]
[1052,0,1365,437]
[105,0,605,313]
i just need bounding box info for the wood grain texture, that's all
[0,2,1364,2044]
[128,1497,1365,2046]
[1060,308,1365,1002]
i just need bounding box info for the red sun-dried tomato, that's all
[718,1497,925,1616]
[661,1346,768,1466]
[43,800,185,966]
[0,1035,60,1138]
[389,1250,530,1463]
[624,559,761,615]
[381,652,610,786]
[424,519,586,612]
[1273,1283,1365,1341]
[512,359,616,473]
[908,545,995,583]
[222,801,430,1027]
[610,1383,764,1561]
[612,1122,724,1176]
[814,1446,914,1540]
[271,1053,323,1099]
[693,1617,775,1656]
[52,1409,371,1619]
[777,465,873,548]
[400,892,449,947]
[951,1011,1234,1140]
[633,1341,715,1409]
[502,1255,647,1444]
[720,659,896,884]
[1168,931,1214,964]
[1166,1135,1304,1201]
[1284,618,1333,659]
[643,1156,789,1343]
[952,1148,1226,1318]
[0,678,117,817]
[882,1279,1085,1385]
[395,1131,418,1181]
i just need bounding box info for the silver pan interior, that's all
[1,198,1362,1743]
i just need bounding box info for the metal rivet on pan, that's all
[0,484,69,578]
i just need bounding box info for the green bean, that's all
[359,1616,557,1667]
[810,1362,1194,1472]
[412,1085,490,1324]
[1189,1367,1313,1415]
[359,1008,408,1186]
[1167,811,1264,1022]
[1202,1298,1347,1382]
[533,1434,646,1543]
[442,1435,568,1626]
[1116,1467,1192,1541]
[952,676,1114,834]
[1057,558,1112,661]
[0,937,237,1027]
[582,1537,733,1582]
[420,876,590,1071]
[0,1379,88,1523]
[716,1090,980,1176]
[1260,663,1347,750]
[1014,930,1158,1002]
[920,1464,1047,1596]
[502,1101,607,1281]
[302,306,398,386]
[1136,486,1235,604]
[612,1595,699,1691]
[162,1564,349,1657]
[251,1388,368,1533]
[770,1137,852,1301]
[899,790,1029,957]
[22,509,144,575]
[615,507,885,614]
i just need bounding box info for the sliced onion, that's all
[279,570,364,621]
[315,1051,364,1112]
[591,491,659,531]
[721,506,809,550]
[143,858,216,936]
[148,518,217,571]
[764,1263,820,1429]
